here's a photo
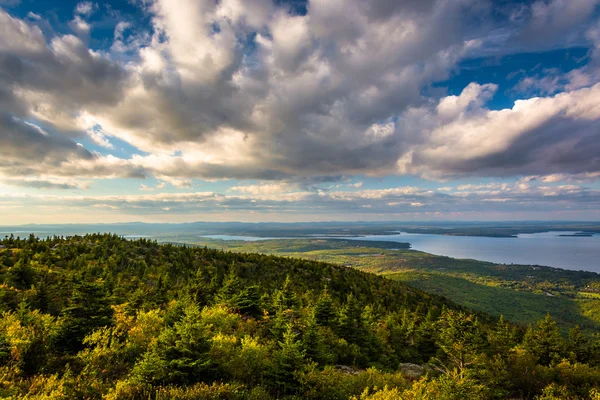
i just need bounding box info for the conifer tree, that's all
[218,267,261,317]
[314,287,336,328]
[217,267,245,307]
[273,275,299,311]
[522,314,566,366]
[567,325,589,363]
[270,323,306,395]
[435,310,487,378]
[6,259,35,290]
[302,312,333,366]
[488,315,518,354]
[132,303,212,385]
[52,281,113,353]
[337,293,366,345]
[32,276,51,314]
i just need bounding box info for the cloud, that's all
[69,15,91,36]
[3,180,600,222]
[0,112,146,187]
[513,0,600,47]
[395,82,600,178]
[20,0,484,182]
[0,0,598,195]
[26,12,41,20]
[230,182,297,196]
[1,177,89,190]
[75,2,96,17]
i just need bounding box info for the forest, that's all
[195,237,600,333]
[1,234,600,399]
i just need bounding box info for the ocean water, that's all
[343,231,600,273]
[203,231,600,273]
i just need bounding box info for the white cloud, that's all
[26,12,41,20]
[69,15,91,36]
[0,0,598,198]
[2,179,599,222]
[75,2,96,17]
[396,82,600,178]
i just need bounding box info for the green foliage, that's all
[131,302,212,385]
[301,367,407,400]
[568,325,590,363]
[202,237,600,333]
[314,287,337,328]
[269,324,306,395]
[218,266,262,317]
[6,259,35,290]
[523,314,567,366]
[1,234,600,399]
[434,309,487,377]
[52,281,113,354]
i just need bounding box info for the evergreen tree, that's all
[386,310,417,362]
[302,312,333,365]
[237,284,262,317]
[337,293,365,345]
[217,267,261,317]
[132,303,212,385]
[314,287,337,328]
[269,323,306,395]
[522,314,566,366]
[52,281,113,353]
[488,315,518,354]
[32,276,51,314]
[435,310,487,378]
[217,266,244,306]
[6,259,35,290]
[273,275,299,311]
[567,325,589,363]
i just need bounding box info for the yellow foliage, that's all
[127,308,164,351]
[200,304,242,335]
[19,373,69,399]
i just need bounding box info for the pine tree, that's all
[217,268,261,317]
[314,287,336,328]
[567,325,589,363]
[488,315,518,354]
[6,259,35,290]
[302,312,333,365]
[270,323,306,395]
[132,303,212,385]
[273,275,299,311]
[237,284,262,317]
[32,276,51,314]
[52,281,113,353]
[522,314,566,366]
[337,293,366,345]
[435,310,487,378]
[218,266,244,306]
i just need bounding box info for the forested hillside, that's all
[195,237,600,334]
[1,234,600,399]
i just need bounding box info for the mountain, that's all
[1,234,599,399]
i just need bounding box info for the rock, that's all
[334,365,362,375]
[399,363,425,378]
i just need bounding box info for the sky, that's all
[1,0,600,224]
